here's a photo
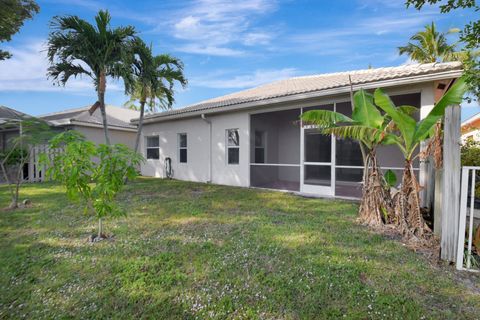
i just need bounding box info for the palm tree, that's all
[46,10,136,145]
[398,22,458,63]
[126,38,187,154]
[301,90,407,226]
[374,76,467,238]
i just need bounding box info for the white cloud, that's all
[167,0,277,55]
[285,12,438,58]
[175,44,245,57]
[243,32,273,46]
[191,68,298,89]
[0,40,122,93]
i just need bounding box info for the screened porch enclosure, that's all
[249,93,421,198]
[250,109,301,191]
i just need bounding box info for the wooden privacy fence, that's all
[27,144,62,182]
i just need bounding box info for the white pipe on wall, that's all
[201,114,212,183]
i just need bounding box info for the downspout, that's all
[201,114,212,183]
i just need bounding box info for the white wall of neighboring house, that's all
[462,129,480,142]
[74,126,138,149]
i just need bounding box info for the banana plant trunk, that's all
[358,149,393,226]
[394,159,430,238]
[98,72,111,145]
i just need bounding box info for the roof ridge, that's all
[287,62,461,80]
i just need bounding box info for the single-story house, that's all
[135,62,463,199]
[39,105,139,148]
[0,105,34,152]
[461,112,480,142]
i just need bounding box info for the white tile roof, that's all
[40,105,139,129]
[143,62,462,122]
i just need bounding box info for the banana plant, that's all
[301,89,405,226]
[373,76,467,237]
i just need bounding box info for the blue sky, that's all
[0,0,478,120]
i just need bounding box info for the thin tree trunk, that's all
[98,218,103,238]
[98,72,111,145]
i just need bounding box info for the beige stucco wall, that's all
[72,125,137,149]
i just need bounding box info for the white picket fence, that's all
[26,144,62,182]
[456,166,480,272]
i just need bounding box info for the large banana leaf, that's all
[352,89,384,129]
[323,125,382,148]
[413,76,467,142]
[301,110,352,128]
[374,88,417,154]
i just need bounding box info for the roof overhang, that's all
[50,119,138,132]
[137,68,462,125]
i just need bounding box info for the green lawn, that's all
[0,178,479,319]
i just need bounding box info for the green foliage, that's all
[0,147,27,166]
[44,131,95,203]
[46,10,137,94]
[461,140,480,196]
[461,139,480,166]
[398,22,457,63]
[0,0,39,60]
[125,38,187,113]
[301,88,399,150]
[384,170,397,188]
[41,131,144,221]
[405,0,480,100]
[374,76,467,159]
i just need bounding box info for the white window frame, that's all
[254,130,267,163]
[226,129,240,165]
[145,135,160,160]
[178,133,187,163]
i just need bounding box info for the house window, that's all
[178,133,187,163]
[254,130,266,163]
[146,136,159,159]
[227,129,239,165]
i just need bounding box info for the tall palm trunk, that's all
[133,95,146,154]
[394,159,430,238]
[358,149,394,226]
[98,72,111,145]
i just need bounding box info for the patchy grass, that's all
[0,178,479,319]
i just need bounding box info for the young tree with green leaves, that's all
[42,131,144,239]
[373,76,467,238]
[0,118,53,209]
[0,0,39,60]
[125,38,187,154]
[46,10,137,145]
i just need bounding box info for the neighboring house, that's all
[0,105,33,152]
[136,62,462,199]
[40,105,139,149]
[461,112,480,142]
